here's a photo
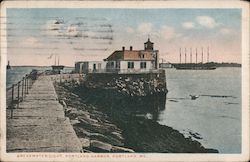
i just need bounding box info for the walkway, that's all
[6,75,82,152]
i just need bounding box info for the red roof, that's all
[105,50,154,61]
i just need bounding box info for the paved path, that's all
[7,75,82,152]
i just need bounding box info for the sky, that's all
[6,8,241,66]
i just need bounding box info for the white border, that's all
[0,1,249,162]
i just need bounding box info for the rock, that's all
[71,93,79,98]
[79,138,90,148]
[80,149,92,153]
[75,127,91,136]
[206,148,219,153]
[90,140,112,152]
[89,132,107,138]
[111,146,134,153]
[70,119,80,125]
[111,132,124,140]
[60,100,67,107]
[90,132,123,146]
[77,110,90,118]
[67,108,79,119]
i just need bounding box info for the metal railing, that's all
[6,72,38,119]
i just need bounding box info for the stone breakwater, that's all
[54,72,218,153]
[54,83,134,153]
[84,71,167,97]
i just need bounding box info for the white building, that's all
[75,61,106,73]
[104,38,159,73]
[75,38,159,74]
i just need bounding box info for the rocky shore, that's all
[54,80,218,153]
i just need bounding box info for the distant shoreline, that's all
[8,65,74,68]
[165,62,241,68]
[8,63,241,68]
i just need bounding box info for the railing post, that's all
[27,76,29,94]
[11,84,14,119]
[21,77,24,100]
[17,81,20,108]
[24,76,27,94]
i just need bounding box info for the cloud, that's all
[182,22,195,29]
[220,28,233,35]
[24,37,38,44]
[196,16,219,29]
[45,20,64,37]
[22,37,42,47]
[65,25,82,37]
[159,25,182,40]
[137,23,153,35]
[126,27,134,33]
[46,20,64,31]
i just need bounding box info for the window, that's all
[128,62,134,69]
[140,62,147,69]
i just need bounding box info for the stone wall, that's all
[83,70,167,97]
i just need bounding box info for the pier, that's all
[6,75,82,152]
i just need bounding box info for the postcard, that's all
[0,0,249,162]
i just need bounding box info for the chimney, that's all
[130,46,133,51]
[122,46,125,51]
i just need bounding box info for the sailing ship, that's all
[174,47,216,70]
[7,61,11,70]
[174,63,216,70]
[51,54,64,73]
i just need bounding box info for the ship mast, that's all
[179,48,182,64]
[201,47,203,64]
[207,46,209,63]
[54,54,56,65]
[190,47,192,63]
[57,55,60,66]
[195,48,198,64]
[185,48,187,64]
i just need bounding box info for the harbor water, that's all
[6,67,241,153]
[158,67,241,153]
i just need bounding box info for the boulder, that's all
[70,119,80,125]
[60,100,67,107]
[111,146,135,153]
[111,132,124,140]
[90,140,112,152]
[79,138,90,148]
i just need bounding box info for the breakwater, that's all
[54,71,218,153]
[7,76,82,152]
[83,71,167,113]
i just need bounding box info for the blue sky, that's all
[7,8,241,66]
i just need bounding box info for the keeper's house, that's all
[104,38,159,73]
[75,38,159,74]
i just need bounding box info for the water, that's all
[6,66,74,88]
[158,67,241,153]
